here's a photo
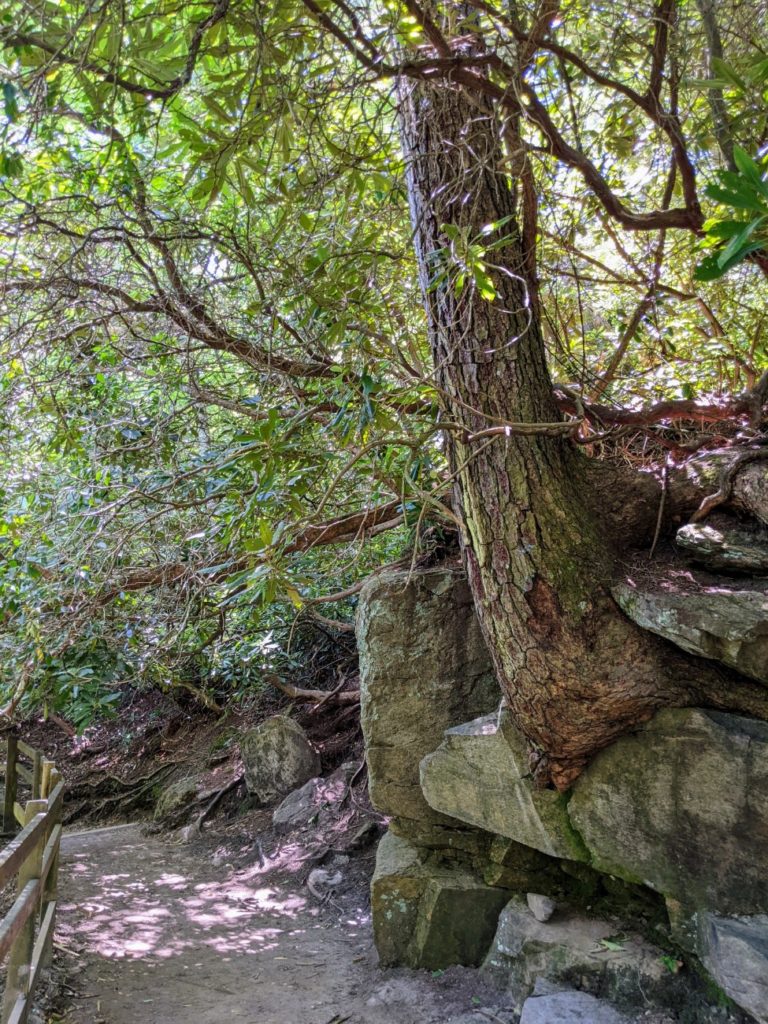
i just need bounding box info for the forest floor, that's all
[53,822,503,1024]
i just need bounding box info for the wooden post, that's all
[30,753,41,803]
[1,800,47,1024]
[39,762,52,801]
[40,770,62,968]
[3,737,18,835]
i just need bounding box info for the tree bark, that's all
[397,63,765,789]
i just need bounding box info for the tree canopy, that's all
[1,0,767,732]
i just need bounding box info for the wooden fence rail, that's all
[0,736,63,1024]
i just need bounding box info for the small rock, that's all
[306,867,344,898]
[272,777,323,831]
[344,819,381,851]
[520,989,631,1023]
[527,892,556,922]
[366,979,424,1007]
[444,1009,515,1024]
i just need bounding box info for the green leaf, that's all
[716,214,767,268]
[711,58,747,90]
[732,146,768,198]
[705,184,767,214]
[2,82,19,123]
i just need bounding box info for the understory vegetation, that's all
[0,0,766,747]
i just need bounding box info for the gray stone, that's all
[272,777,322,830]
[370,831,426,966]
[420,711,588,861]
[272,770,348,831]
[371,830,508,969]
[527,892,557,922]
[613,576,768,685]
[697,913,768,1024]
[484,896,679,1012]
[519,989,631,1024]
[153,775,200,820]
[569,709,768,914]
[676,518,768,574]
[239,716,320,804]
[357,567,499,829]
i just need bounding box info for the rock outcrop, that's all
[567,709,768,915]
[359,565,768,1023]
[239,716,320,803]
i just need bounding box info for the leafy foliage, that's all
[0,0,766,724]
[696,148,768,280]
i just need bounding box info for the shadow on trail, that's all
[57,825,487,1024]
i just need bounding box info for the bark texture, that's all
[398,68,767,788]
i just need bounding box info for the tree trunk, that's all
[398,64,766,789]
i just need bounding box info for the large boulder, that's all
[239,716,320,803]
[420,711,588,861]
[357,567,499,830]
[613,575,768,685]
[568,709,768,915]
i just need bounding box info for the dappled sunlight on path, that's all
[57,824,477,1024]
[58,825,373,1023]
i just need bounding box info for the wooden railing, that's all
[0,736,63,1024]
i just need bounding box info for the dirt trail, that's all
[57,825,498,1024]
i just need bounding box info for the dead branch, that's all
[267,675,359,705]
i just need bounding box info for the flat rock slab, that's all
[676,518,768,574]
[520,989,631,1023]
[420,712,588,861]
[613,573,768,685]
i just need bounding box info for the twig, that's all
[649,458,669,558]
